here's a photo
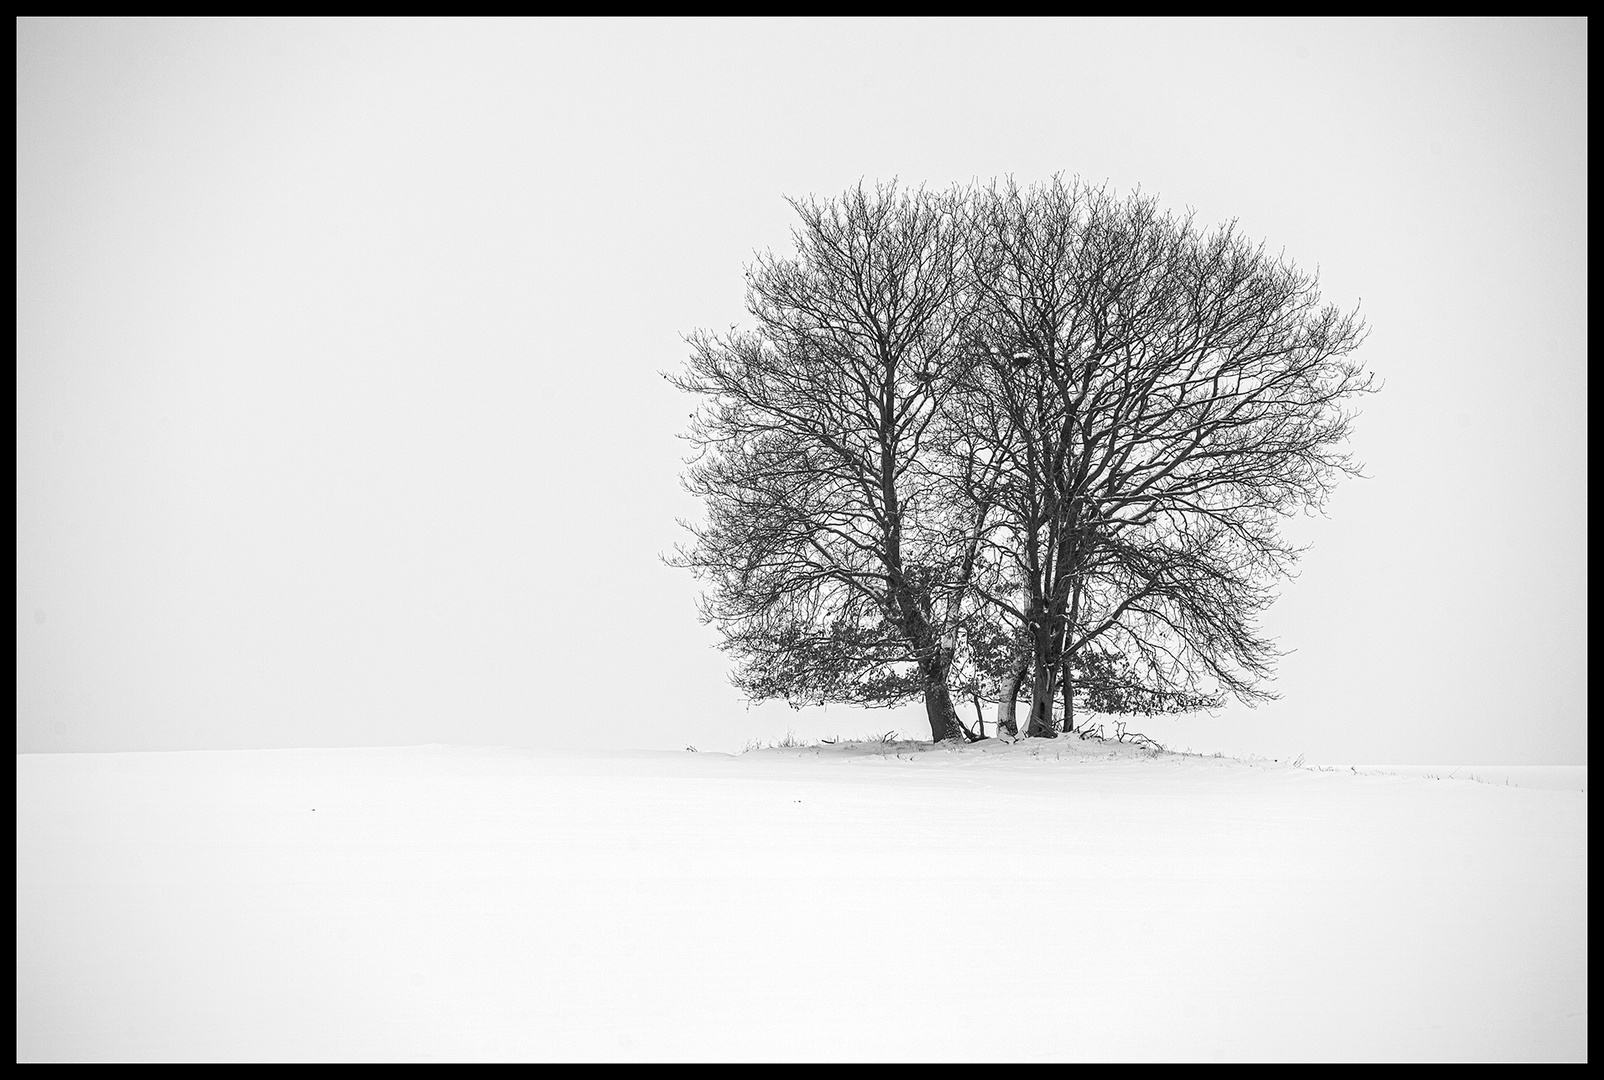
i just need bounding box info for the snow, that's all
[16,741,1587,1061]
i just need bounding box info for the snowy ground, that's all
[16,740,1587,1061]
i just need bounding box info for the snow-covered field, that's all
[16,741,1587,1061]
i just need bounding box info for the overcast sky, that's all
[16,18,1587,763]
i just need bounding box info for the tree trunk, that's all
[1061,662,1075,737]
[922,670,966,742]
[1026,661,1059,737]
[1062,574,1084,737]
[897,618,965,742]
[996,655,1028,737]
[1025,605,1059,736]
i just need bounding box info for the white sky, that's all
[16,18,1588,763]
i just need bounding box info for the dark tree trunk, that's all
[886,561,966,742]
[922,670,966,742]
[1062,663,1075,737]
[1026,613,1060,737]
[1061,576,1084,736]
[1026,666,1059,736]
[892,617,966,742]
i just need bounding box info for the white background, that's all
[16,18,1588,763]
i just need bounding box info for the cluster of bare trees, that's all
[669,178,1372,743]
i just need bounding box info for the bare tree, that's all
[672,176,1373,745]
[954,177,1373,736]
[667,182,983,742]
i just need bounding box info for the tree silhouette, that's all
[672,177,1373,741]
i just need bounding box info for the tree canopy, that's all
[669,177,1373,743]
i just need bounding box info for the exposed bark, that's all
[1026,598,1061,736]
[1061,573,1084,734]
[920,661,967,742]
[1026,679,1057,736]
[996,653,1028,737]
[1061,660,1075,737]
